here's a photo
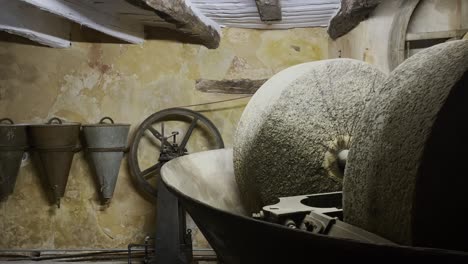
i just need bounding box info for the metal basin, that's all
[0,118,28,201]
[161,149,468,263]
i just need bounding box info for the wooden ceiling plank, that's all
[141,0,221,49]
[192,0,340,29]
[21,0,145,44]
[0,0,71,48]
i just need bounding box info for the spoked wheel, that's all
[129,108,224,202]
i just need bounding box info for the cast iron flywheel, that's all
[129,108,224,202]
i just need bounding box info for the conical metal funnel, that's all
[82,117,130,205]
[0,118,28,201]
[28,118,81,208]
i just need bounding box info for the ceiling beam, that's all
[6,0,221,49]
[21,0,145,44]
[255,0,282,22]
[328,0,382,39]
[141,0,221,49]
[0,0,71,48]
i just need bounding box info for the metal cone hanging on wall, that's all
[82,117,130,205]
[28,118,81,208]
[0,118,28,201]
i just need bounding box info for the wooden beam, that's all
[3,0,221,49]
[0,0,70,48]
[196,79,268,94]
[21,0,146,44]
[141,0,221,49]
[328,0,382,39]
[255,0,282,22]
[406,29,468,41]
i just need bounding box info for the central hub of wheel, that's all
[323,135,351,181]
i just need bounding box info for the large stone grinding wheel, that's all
[343,40,468,250]
[234,59,386,214]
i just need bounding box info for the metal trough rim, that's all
[82,124,130,127]
[160,149,468,262]
[82,116,130,127]
[0,124,30,127]
[28,123,81,128]
[162,173,468,255]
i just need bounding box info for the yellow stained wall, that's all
[0,26,329,249]
[329,0,468,73]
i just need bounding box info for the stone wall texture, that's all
[0,25,329,249]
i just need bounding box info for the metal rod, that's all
[0,248,214,252]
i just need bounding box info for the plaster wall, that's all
[328,0,400,73]
[0,26,329,249]
[407,0,468,34]
[329,0,468,73]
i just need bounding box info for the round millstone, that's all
[343,40,468,250]
[234,59,386,214]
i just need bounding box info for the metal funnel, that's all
[0,118,28,201]
[82,117,130,205]
[28,118,81,208]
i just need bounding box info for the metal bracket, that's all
[257,192,394,245]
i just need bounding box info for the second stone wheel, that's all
[233,59,386,214]
[343,40,468,250]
